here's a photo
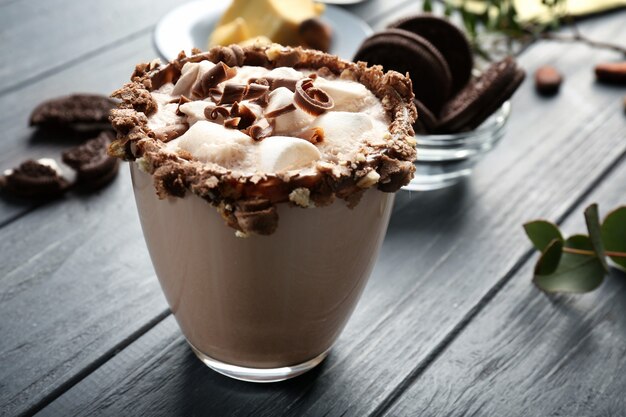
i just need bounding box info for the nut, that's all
[299,18,332,52]
[534,65,562,96]
[595,62,626,85]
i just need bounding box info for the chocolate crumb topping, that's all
[108,45,417,235]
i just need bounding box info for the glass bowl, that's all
[403,101,511,191]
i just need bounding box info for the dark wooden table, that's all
[1,1,625,416]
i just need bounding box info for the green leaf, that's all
[534,239,563,275]
[601,206,626,270]
[422,0,433,12]
[524,220,563,252]
[533,235,605,293]
[584,203,609,272]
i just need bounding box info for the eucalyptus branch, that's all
[538,31,626,56]
[524,204,626,294]
[563,247,626,258]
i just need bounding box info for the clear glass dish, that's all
[403,101,511,191]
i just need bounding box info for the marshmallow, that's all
[312,111,374,154]
[171,121,252,166]
[258,136,321,172]
[314,78,373,112]
[178,101,214,125]
[266,87,314,135]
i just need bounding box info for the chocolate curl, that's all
[175,95,191,116]
[299,127,324,144]
[192,62,237,98]
[246,118,273,141]
[294,78,334,116]
[251,77,298,92]
[265,103,296,119]
[244,83,270,100]
[231,102,257,129]
[206,106,230,120]
[152,123,189,142]
[218,84,247,105]
[208,88,222,102]
[224,117,241,129]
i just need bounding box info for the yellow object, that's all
[208,17,250,46]
[208,0,324,48]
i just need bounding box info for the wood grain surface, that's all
[383,159,626,417]
[0,1,624,416]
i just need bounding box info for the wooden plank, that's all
[35,10,626,416]
[0,0,195,94]
[0,36,171,417]
[0,167,170,417]
[383,158,626,417]
[0,0,405,95]
[0,31,160,225]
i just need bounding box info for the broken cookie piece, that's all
[0,159,70,200]
[62,131,120,190]
[30,94,116,131]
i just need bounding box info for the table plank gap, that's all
[369,150,626,417]
[382,161,626,417]
[22,309,171,417]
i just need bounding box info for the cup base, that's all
[189,344,330,383]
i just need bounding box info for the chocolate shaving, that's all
[208,88,222,102]
[192,62,237,99]
[207,105,230,120]
[299,127,324,144]
[250,77,298,91]
[246,118,273,141]
[294,78,334,116]
[218,84,247,105]
[244,83,270,100]
[224,117,241,129]
[231,102,257,129]
[265,103,296,118]
[152,123,189,142]
[175,95,192,116]
[249,78,269,87]
[268,77,298,91]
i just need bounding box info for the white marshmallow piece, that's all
[314,77,372,112]
[266,87,314,135]
[312,112,374,155]
[258,136,321,173]
[178,101,214,125]
[170,121,252,166]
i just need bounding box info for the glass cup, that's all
[130,163,394,382]
[403,101,511,191]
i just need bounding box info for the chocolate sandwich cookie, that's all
[30,94,116,131]
[354,28,452,114]
[413,98,438,134]
[437,57,525,133]
[62,131,120,190]
[0,159,70,199]
[389,14,473,95]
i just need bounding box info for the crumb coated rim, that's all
[108,44,417,235]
